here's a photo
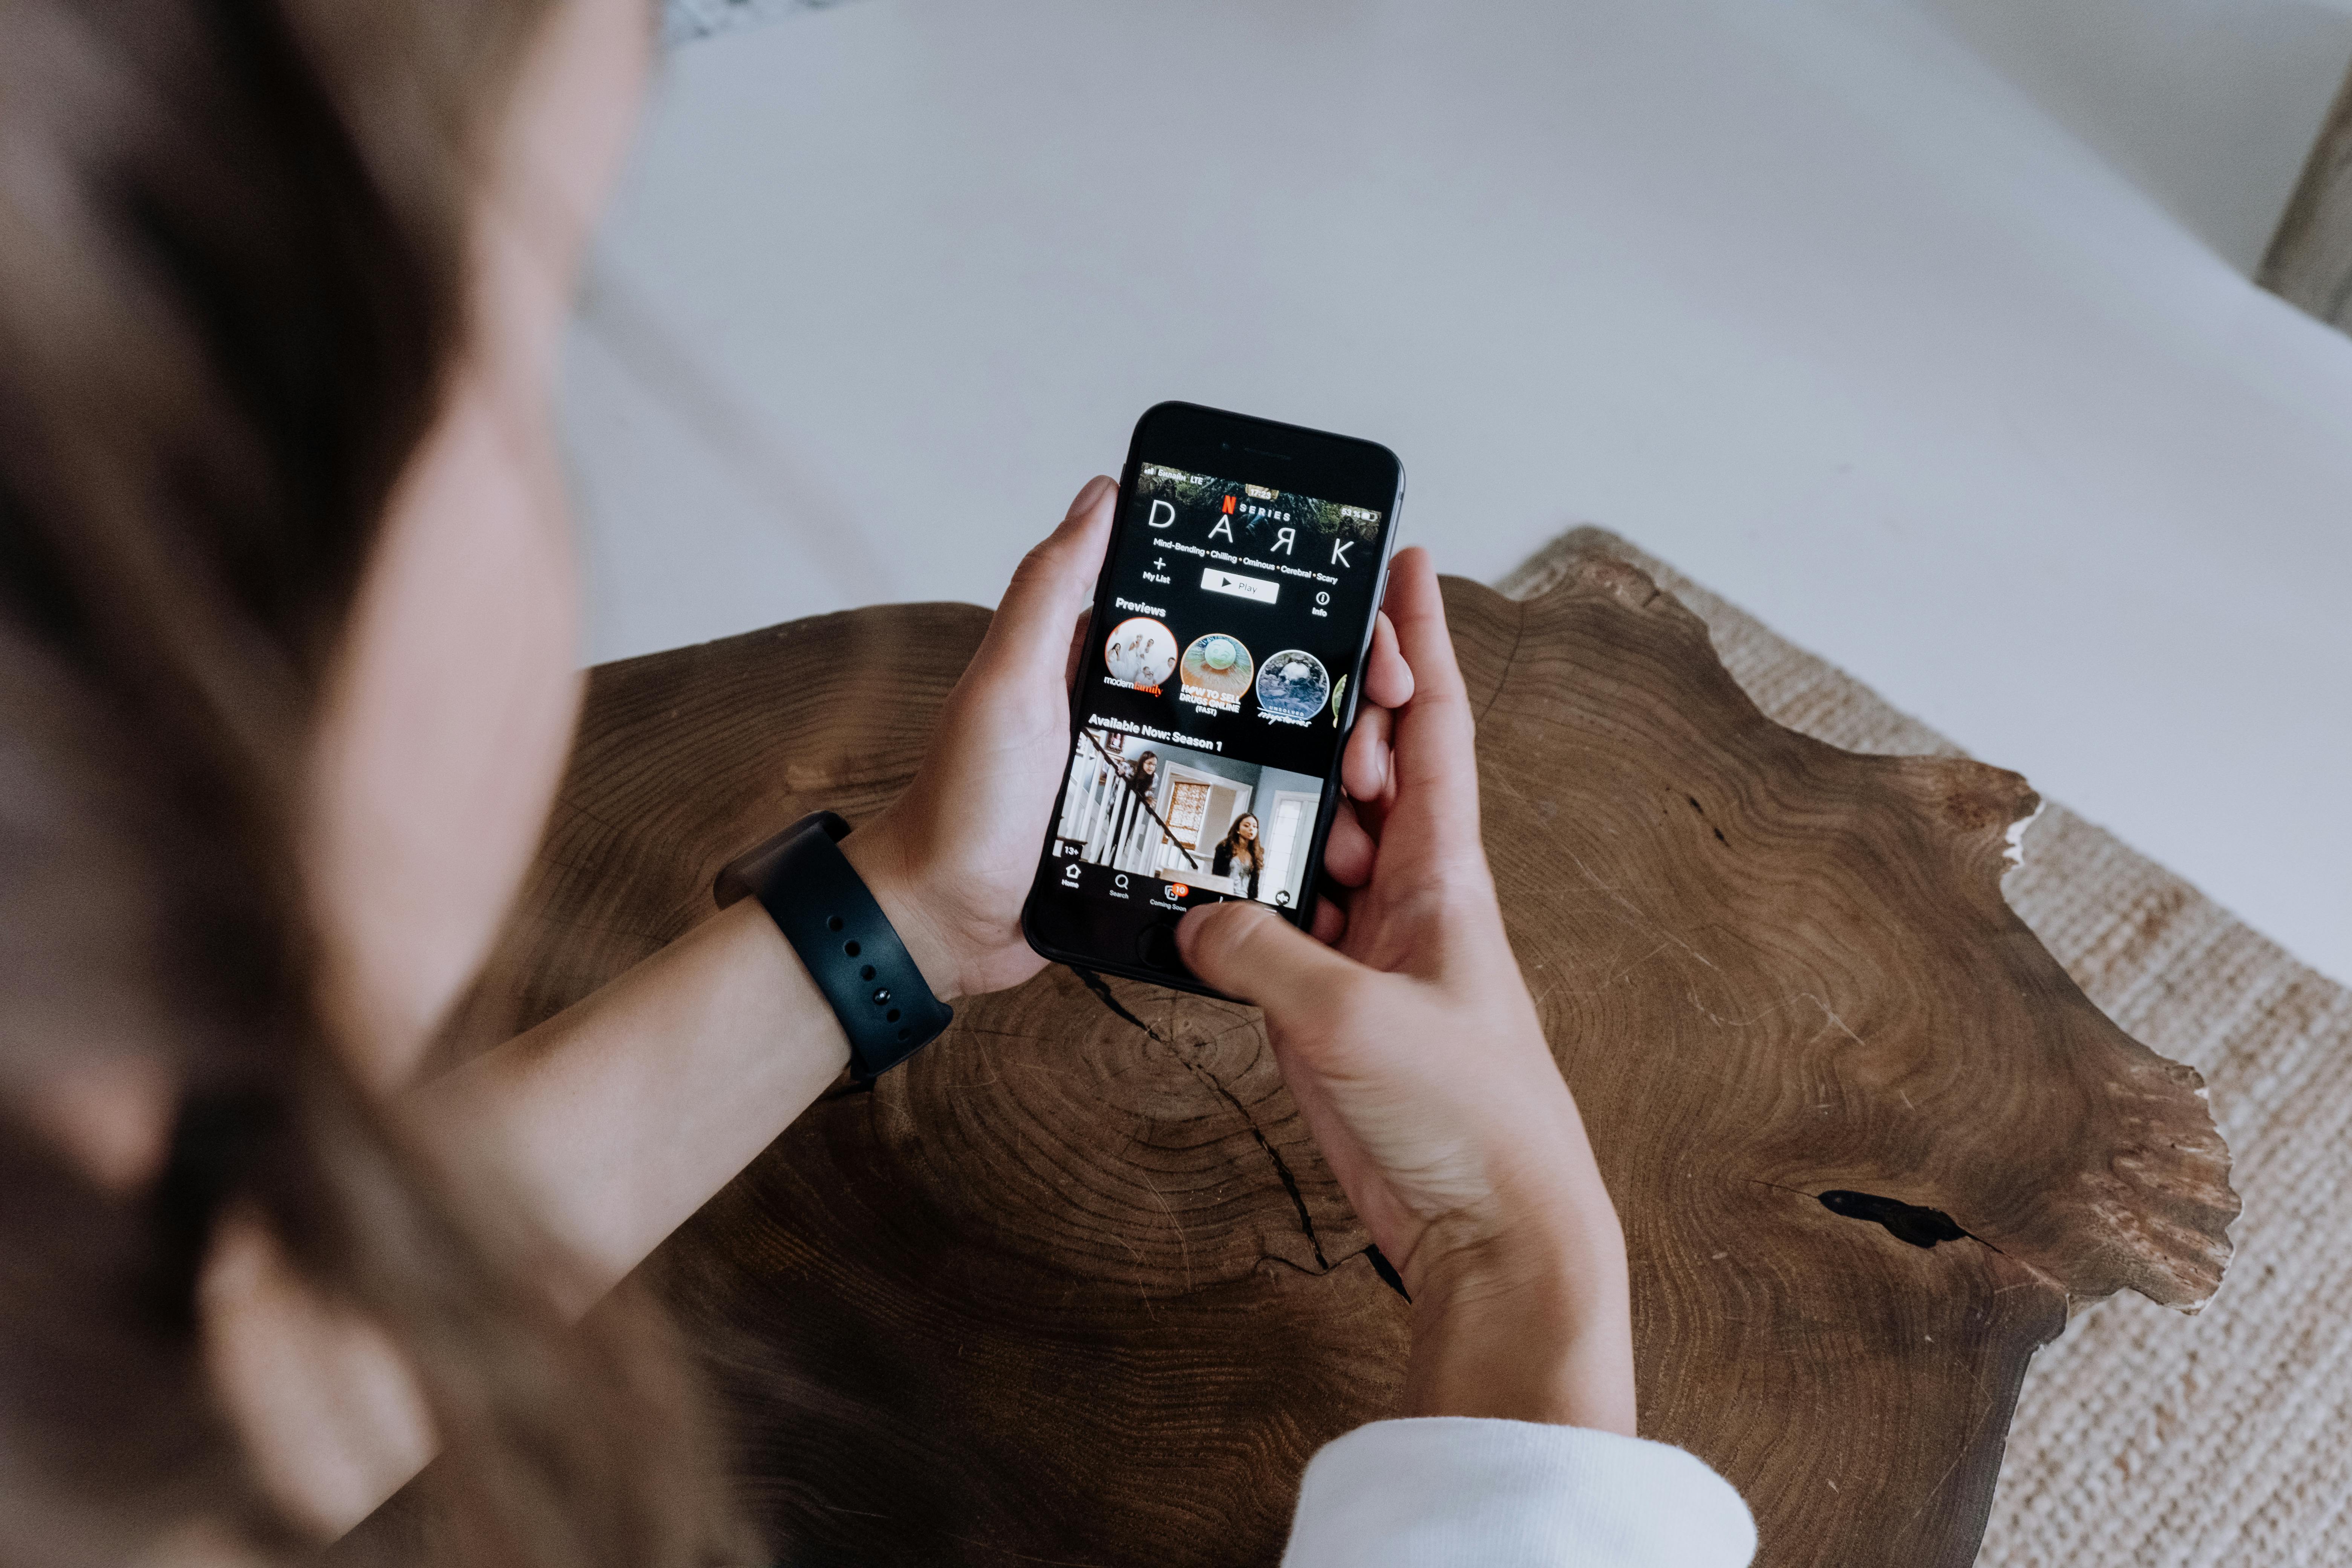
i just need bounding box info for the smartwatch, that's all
[715,812,953,1081]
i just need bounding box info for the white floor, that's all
[561,0,2352,986]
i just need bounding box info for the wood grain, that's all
[459,554,2237,1567]
[2262,57,2352,331]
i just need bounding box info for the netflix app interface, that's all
[1049,464,1388,916]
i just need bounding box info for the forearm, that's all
[414,897,847,1313]
[223,896,854,1542]
[411,821,972,1318]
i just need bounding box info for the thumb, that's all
[979,475,1116,686]
[1178,899,1362,1021]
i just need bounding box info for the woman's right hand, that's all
[1176,547,1635,1434]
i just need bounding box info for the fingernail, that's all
[1068,474,1113,516]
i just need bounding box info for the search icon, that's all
[1114,873,1129,889]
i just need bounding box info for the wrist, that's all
[836,820,967,1003]
[1400,1199,1636,1432]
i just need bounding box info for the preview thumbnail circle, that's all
[1105,617,1178,690]
[1179,633,1255,700]
[1255,649,1332,722]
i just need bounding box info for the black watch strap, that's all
[714,811,953,1081]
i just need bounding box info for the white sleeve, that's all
[1281,1417,1756,1568]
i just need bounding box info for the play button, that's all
[1200,567,1279,604]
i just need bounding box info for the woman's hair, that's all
[0,2,744,1562]
[1132,750,1158,780]
[1219,815,1263,872]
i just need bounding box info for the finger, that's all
[1379,548,1482,841]
[977,475,1116,686]
[1321,795,1376,887]
[1361,612,1413,709]
[1179,898,1363,1016]
[1341,700,1393,808]
[1309,893,1348,945]
[1380,548,1469,710]
[1064,608,1092,690]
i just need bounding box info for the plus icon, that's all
[1153,557,1167,570]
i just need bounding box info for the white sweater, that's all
[1282,1418,1756,1567]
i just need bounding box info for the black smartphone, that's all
[1021,401,1404,994]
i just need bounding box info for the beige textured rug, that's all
[1501,530,2352,1568]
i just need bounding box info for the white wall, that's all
[1916,0,2352,273]
[563,0,2352,984]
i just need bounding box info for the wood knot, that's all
[1818,1190,1972,1250]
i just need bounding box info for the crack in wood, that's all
[1178,1051,1334,1274]
[1069,966,1157,1039]
[1071,967,1333,1274]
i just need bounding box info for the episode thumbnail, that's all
[1051,726,1322,908]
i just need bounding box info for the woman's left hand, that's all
[838,475,1117,1000]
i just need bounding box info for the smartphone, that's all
[1021,401,1404,995]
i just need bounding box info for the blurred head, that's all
[0,0,746,1561]
[309,0,651,1095]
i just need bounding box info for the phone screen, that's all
[1043,458,1393,925]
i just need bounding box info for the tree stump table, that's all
[466,550,2238,1567]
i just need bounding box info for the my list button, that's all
[1201,567,1279,605]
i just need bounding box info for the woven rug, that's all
[1500,530,2352,1568]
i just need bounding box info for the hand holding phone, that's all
[836,476,1118,1001]
[1178,551,1638,1436]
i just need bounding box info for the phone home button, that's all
[1135,925,1185,974]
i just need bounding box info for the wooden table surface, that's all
[460,549,2238,1567]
